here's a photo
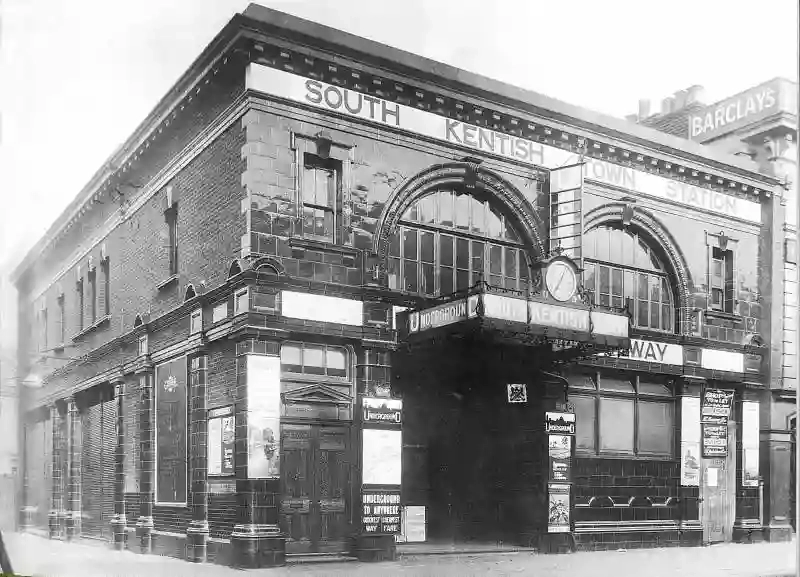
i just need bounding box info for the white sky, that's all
[0,0,797,270]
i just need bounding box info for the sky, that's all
[0,0,797,271]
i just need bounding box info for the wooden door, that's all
[702,421,737,544]
[280,424,351,554]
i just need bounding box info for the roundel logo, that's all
[409,312,420,333]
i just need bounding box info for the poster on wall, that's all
[702,423,728,457]
[548,435,572,483]
[701,389,734,425]
[247,355,281,479]
[362,428,402,486]
[742,401,760,487]
[208,407,235,477]
[155,357,188,505]
[361,489,401,535]
[400,506,426,543]
[547,484,571,533]
[680,396,701,486]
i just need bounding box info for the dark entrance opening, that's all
[397,335,562,547]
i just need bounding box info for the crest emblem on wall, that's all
[163,375,179,393]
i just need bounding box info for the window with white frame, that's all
[212,302,228,324]
[234,288,249,315]
[190,309,202,334]
[280,342,349,379]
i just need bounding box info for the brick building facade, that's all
[10,5,790,567]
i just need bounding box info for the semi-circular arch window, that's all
[584,225,675,332]
[387,189,530,297]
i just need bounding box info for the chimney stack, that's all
[661,96,675,115]
[638,99,651,120]
[673,89,689,111]
[685,85,706,105]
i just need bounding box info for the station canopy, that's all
[396,282,631,364]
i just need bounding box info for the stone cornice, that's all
[239,7,782,194]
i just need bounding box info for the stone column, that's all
[135,370,155,553]
[110,378,127,550]
[64,397,81,541]
[48,403,64,539]
[186,355,210,563]
[230,339,285,568]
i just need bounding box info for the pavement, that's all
[1,531,797,577]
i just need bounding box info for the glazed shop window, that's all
[583,225,675,332]
[280,342,348,379]
[387,189,529,296]
[300,153,342,243]
[568,373,674,457]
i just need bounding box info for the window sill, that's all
[156,274,179,291]
[71,315,111,341]
[575,452,677,461]
[288,237,359,257]
[704,309,742,323]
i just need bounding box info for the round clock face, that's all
[545,260,578,302]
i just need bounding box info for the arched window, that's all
[584,225,675,332]
[387,190,530,296]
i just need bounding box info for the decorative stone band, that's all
[246,63,762,224]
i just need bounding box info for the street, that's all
[1,532,796,577]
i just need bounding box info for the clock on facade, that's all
[544,258,578,302]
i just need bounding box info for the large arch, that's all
[373,162,546,265]
[583,203,693,334]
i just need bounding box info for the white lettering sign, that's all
[689,84,778,140]
[246,64,761,223]
[618,339,684,365]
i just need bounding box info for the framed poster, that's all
[362,428,402,486]
[361,489,401,535]
[155,356,188,505]
[680,396,701,486]
[247,355,281,479]
[547,484,571,533]
[701,389,734,425]
[742,401,760,487]
[548,435,572,483]
[208,406,235,477]
[702,423,728,457]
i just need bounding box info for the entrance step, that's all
[286,552,357,565]
[397,542,537,557]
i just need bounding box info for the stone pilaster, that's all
[110,378,127,550]
[186,354,210,563]
[230,339,285,569]
[65,397,81,541]
[354,346,397,562]
[135,370,155,554]
[48,403,64,539]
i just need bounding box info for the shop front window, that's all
[583,225,675,332]
[387,189,530,297]
[569,372,674,458]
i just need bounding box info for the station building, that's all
[11,4,790,567]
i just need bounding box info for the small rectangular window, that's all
[190,309,202,334]
[234,288,249,315]
[710,246,735,314]
[280,342,349,379]
[212,302,228,324]
[77,280,85,331]
[252,291,278,312]
[137,334,149,357]
[88,270,97,324]
[57,296,65,345]
[166,207,178,276]
[301,153,341,243]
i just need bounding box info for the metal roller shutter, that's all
[81,394,116,540]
